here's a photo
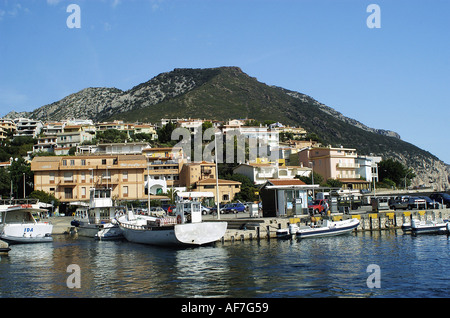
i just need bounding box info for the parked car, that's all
[390,196,426,210]
[416,196,440,209]
[210,204,225,214]
[429,192,450,208]
[149,207,166,217]
[308,199,326,214]
[161,204,176,214]
[201,205,211,215]
[220,203,245,214]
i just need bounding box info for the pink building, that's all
[298,146,370,190]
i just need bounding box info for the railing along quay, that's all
[217,208,450,242]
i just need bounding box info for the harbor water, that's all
[0,230,449,298]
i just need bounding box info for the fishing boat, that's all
[117,192,227,247]
[410,218,449,235]
[71,188,123,240]
[0,200,53,244]
[296,218,360,239]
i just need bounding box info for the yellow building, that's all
[142,147,186,187]
[194,178,241,203]
[179,161,216,188]
[31,154,147,202]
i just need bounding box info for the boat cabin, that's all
[175,192,214,224]
[73,188,116,225]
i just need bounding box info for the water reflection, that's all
[0,231,449,298]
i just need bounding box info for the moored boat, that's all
[71,188,123,240]
[0,201,53,244]
[117,192,227,247]
[276,223,300,239]
[296,218,360,239]
[410,218,449,235]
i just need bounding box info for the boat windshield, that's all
[4,210,35,224]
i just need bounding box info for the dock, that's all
[49,208,450,242]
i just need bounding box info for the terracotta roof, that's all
[267,179,306,186]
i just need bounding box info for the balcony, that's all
[336,163,360,169]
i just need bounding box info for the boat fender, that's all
[177,215,182,224]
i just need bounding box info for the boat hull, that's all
[0,223,53,244]
[410,219,449,235]
[120,222,228,247]
[296,219,360,239]
[75,222,123,240]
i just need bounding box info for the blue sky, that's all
[0,0,449,163]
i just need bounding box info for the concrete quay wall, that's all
[49,209,450,242]
[220,208,450,242]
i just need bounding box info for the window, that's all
[64,171,73,182]
[64,188,73,199]
[222,194,229,201]
[81,187,86,198]
[49,172,55,184]
[102,159,107,165]
[62,160,67,166]
[70,160,75,166]
[123,186,128,197]
[122,171,128,181]
[81,171,86,182]
[81,159,86,166]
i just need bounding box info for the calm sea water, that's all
[0,231,449,298]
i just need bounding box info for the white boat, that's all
[0,201,53,244]
[276,223,300,239]
[71,188,123,240]
[296,218,360,239]
[117,192,228,247]
[410,218,449,235]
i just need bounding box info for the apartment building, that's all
[297,146,370,190]
[193,178,241,203]
[31,154,147,203]
[179,161,216,188]
[13,118,43,138]
[55,125,95,155]
[233,163,311,185]
[142,147,186,189]
[0,119,16,141]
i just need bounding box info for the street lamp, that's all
[23,172,26,199]
[214,131,221,220]
[404,170,413,191]
[309,161,315,199]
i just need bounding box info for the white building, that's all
[356,155,382,183]
[13,118,43,138]
[233,163,311,185]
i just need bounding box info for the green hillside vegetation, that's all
[111,67,436,163]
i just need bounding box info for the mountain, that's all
[5,66,449,190]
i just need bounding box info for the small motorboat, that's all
[296,218,360,239]
[276,223,299,239]
[410,218,449,235]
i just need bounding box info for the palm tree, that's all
[164,188,178,204]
